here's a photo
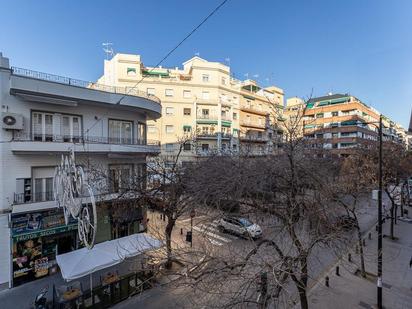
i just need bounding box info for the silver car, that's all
[217,217,262,239]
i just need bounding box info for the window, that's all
[202,91,210,100]
[61,115,81,142]
[165,125,174,134]
[183,108,191,116]
[183,90,191,98]
[202,109,209,118]
[332,111,339,117]
[257,132,263,138]
[331,123,339,128]
[183,125,191,133]
[316,133,324,139]
[127,68,136,76]
[183,143,191,151]
[233,112,237,120]
[316,113,324,118]
[221,77,227,85]
[332,133,339,138]
[165,89,174,97]
[165,143,174,152]
[165,107,174,115]
[147,88,155,95]
[137,122,146,144]
[202,144,209,151]
[109,164,133,193]
[32,112,54,141]
[202,74,209,82]
[109,119,133,144]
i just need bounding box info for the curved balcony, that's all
[10,67,161,119]
[10,133,160,155]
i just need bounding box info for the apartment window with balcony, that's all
[109,119,133,144]
[202,144,209,151]
[137,122,147,144]
[332,111,339,117]
[147,88,156,95]
[183,142,191,151]
[202,74,209,82]
[165,143,174,152]
[165,125,174,134]
[183,125,192,133]
[166,107,174,116]
[202,109,210,118]
[233,112,237,120]
[258,132,263,138]
[316,113,324,118]
[202,91,210,100]
[109,164,133,193]
[165,89,174,97]
[183,90,191,98]
[221,110,227,118]
[183,108,191,116]
[62,115,82,142]
[32,112,54,141]
[316,133,324,139]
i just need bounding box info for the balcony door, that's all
[137,122,146,144]
[62,115,82,142]
[33,112,54,141]
[109,120,133,144]
[109,164,133,193]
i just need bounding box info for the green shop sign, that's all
[13,224,78,242]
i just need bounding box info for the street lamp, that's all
[363,115,383,308]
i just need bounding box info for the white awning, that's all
[56,233,162,281]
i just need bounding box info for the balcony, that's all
[196,133,232,140]
[240,135,268,143]
[240,105,268,116]
[10,133,160,155]
[240,121,266,129]
[9,67,161,120]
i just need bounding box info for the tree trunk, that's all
[297,285,309,309]
[165,217,176,269]
[390,203,395,239]
[357,227,366,278]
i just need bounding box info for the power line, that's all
[116,0,230,105]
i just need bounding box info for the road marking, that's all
[207,238,223,246]
[193,225,231,243]
[177,215,207,223]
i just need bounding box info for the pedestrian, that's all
[409,256,412,268]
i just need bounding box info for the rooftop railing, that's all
[11,66,161,104]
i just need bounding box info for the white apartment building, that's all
[0,53,161,288]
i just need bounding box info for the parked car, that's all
[337,215,357,230]
[217,217,262,239]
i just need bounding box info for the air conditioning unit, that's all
[1,112,24,130]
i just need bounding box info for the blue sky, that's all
[0,0,411,128]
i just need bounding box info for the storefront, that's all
[11,209,78,287]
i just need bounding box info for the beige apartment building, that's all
[284,93,408,156]
[97,53,284,162]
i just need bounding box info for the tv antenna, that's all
[102,42,114,60]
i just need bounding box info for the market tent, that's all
[56,233,162,281]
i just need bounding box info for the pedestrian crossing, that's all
[192,221,238,246]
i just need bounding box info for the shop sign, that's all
[13,224,78,242]
[11,209,75,236]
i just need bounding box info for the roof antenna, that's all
[102,42,114,60]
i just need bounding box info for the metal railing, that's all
[12,133,160,146]
[11,67,161,104]
[196,114,218,120]
[14,191,54,204]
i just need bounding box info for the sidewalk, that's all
[307,218,412,309]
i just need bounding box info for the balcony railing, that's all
[11,67,161,104]
[14,191,54,205]
[197,114,218,120]
[12,133,160,146]
[240,121,266,129]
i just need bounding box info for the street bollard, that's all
[325,276,329,287]
[180,228,183,235]
[363,239,366,247]
[336,266,340,276]
[348,253,352,262]
[368,232,371,240]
